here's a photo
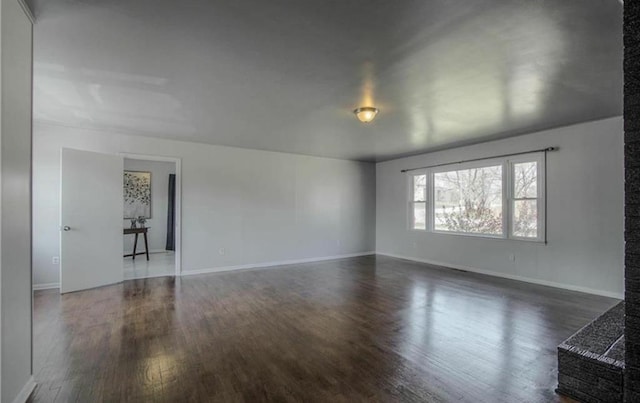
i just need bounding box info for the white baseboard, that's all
[182,252,376,277]
[123,272,174,280]
[376,252,624,299]
[34,252,622,298]
[38,252,374,287]
[12,376,36,403]
[123,249,170,255]
[33,282,60,291]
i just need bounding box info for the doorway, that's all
[58,149,182,293]
[121,154,181,280]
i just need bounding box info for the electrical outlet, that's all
[52,256,60,265]
[509,254,515,262]
[218,248,226,256]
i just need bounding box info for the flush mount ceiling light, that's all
[353,107,379,123]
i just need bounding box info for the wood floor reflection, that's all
[30,255,615,402]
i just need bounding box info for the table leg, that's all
[133,233,138,260]
[144,231,150,261]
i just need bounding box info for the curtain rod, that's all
[400,147,557,173]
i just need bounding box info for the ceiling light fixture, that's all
[353,107,378,123]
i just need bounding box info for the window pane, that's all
[514,162,537,198]
[433,165,503,235]
[413,175,426,202]
[513,200,537,238]
[413,202,426,230]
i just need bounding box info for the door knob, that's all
[63,226,71,231]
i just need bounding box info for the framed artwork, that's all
[123,171,151,219]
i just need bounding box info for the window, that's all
[408,153,545,241]
[433,164,503,236]
[411,174,427,230]
[510,158,542,239]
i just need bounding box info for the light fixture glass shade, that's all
[354,107,378,123]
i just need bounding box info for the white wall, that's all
[123,159,175,254]
[376,117,624,298]
[1,0,34,401]
[33,123,376,286]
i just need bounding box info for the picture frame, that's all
[123,170,151,219]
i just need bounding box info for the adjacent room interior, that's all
[122,157,178,280]
[1,0,638,402]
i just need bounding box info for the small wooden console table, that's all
[124,227,150,261]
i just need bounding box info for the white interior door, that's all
[60,148,124,293]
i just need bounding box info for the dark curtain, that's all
[166,174,176,251]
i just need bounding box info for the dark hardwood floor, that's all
[30,255,616,402]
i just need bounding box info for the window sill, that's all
[409,228,546,244]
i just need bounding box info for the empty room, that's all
[2,0,640,402]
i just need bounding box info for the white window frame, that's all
[407,152,546,242]
[507,153,545,242]
[408,170,429,231]
[430,157,506,239]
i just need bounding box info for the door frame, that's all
[120,153,182,276]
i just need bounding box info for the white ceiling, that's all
[32,0,622,161]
